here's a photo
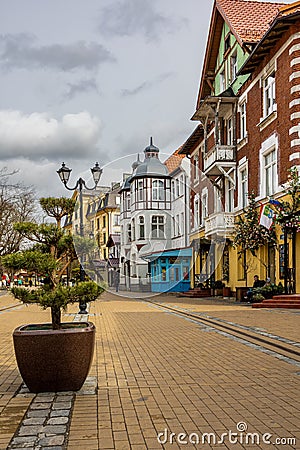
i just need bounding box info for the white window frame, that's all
[194,153,199,184]
[220,70,225,92]
[239,101,247,140]
[193,194,199,229]
[238,160,248,210]
[259,134,278,199]
[151,215,165,239]
[152,180,164,201]
[201,188,208,225]
[225,178,234,212]
[227,116,233,146]
[138,215,145,240]
[230,53,237,82]
[263,70,276,118]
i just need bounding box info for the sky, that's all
[0,0,290,198]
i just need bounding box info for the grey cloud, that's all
[0,33,115,72]
[64,79,100,100]
[121,72,174,97]
[98,0,183,41]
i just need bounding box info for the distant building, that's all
[119,139,191,292]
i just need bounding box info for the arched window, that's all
[152,180,164,201]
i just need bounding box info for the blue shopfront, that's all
[147,247,192,293]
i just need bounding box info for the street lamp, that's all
[57,162,103,313]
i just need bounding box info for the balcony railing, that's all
[203,145,236,174]
[204,212,235,237]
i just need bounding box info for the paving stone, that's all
[18,425,44,436]
[43,424,67,434]
[34,395,55,403]
[22,417,45,426]
[9,435,37,444]
[38,435,65,446]
[30,402,51,410]
[46,416,69,425]
[27,409,49,418]
[52,401,72,410]
[50,409,71,417]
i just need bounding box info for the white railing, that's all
[204,145,235,172]
[204,212,235,236]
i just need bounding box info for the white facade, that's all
[120,140,190,291]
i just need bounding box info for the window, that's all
[137,180,143,201]
[224,34,231,53]
[181,212,184,237]
[230,53,237,82]
[180,175,184,196]
[138,216,145,239]
[152,180,164,201]
[116,196,120,205]
[114,214,120,226]
[97,218,100,230]
[151,216,164,238]
[240,102,247,140]
[131,219,135,241]
[220,71,225,92]
[176,214,180,236]
[264,149,276,196]
[194,197,199,229]
[176,179,180,197]
[194,154,199,182]
[263,71,276,117]
[103,216,106,228]
[240,168,248,209]
[127,223,131,243]
[225,179,234,212]
[227,117,233,145]
[171,181,175,199]
[126,193,130,210]
[201,191,208,224]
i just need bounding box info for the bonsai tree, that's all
[1,197,104,329]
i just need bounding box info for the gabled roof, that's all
[197,0,285,106]
[178,126,204,156]
[164,147,185,174]
[217,0,284,46]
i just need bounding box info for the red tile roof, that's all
[217,0,285,44]
[164,147,185,174]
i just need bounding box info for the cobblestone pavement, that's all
[0,291,299,449]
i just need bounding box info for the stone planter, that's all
[13,322,95,393]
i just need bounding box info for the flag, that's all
[269,198,282,207]
[259,204,274,230]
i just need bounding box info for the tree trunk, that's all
[51,306,61,330]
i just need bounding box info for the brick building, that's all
[179,0,300,294]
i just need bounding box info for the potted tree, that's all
[1,197,104,393]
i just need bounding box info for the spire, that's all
[144,137,159,158]
[132,153,141,170]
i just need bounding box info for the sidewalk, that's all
[0,291,299,449]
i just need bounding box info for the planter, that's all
[13,321,95,393]
[223,287,231,297]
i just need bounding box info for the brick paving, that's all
[0,291,299,449]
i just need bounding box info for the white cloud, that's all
[0,110,103,160]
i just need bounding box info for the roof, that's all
[239,0,300,74]
[164,147,185,173]
[217,0,284,45]
[197,0,285,104]
[133,157,170,178]
[178,126,204,156]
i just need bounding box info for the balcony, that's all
[204,212,235,237]
[203,145,236,175]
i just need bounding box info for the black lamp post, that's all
[57,162,103,313]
